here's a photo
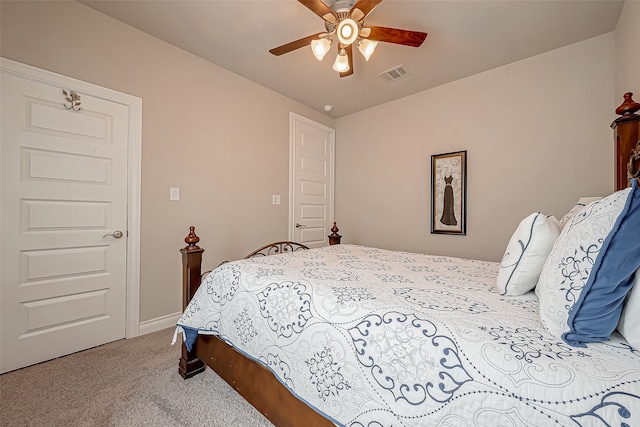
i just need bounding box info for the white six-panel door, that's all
[0,61,139,373]
[289,113,335,247]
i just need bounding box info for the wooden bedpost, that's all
[328,222,342,245]
[612,92,640,190]
[178,226,206,379]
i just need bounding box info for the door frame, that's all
[288,112,335,243]
[1,58,142,338]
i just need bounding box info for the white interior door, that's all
[289,113,335,247]
[0,63,135,373]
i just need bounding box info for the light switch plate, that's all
[272,195,281,205]
[170,187,180,201]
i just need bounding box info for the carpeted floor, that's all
[0,328,275,427]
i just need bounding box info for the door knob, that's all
[102,230,124,239]
[295,223,306,228]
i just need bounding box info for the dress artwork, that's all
[440,174,457,226]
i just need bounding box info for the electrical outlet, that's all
[272,195,281,205]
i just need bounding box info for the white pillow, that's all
[558,197,602,228]
[617,267,640,349]
[496,213,561,296]
[536,182,640,347]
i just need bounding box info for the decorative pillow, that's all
[496,213,561,296]
[558,196,602,228]
[617,266,640,349]
[536,179,640,347]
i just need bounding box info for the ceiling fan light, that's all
[332,50,350,73]
[311,38,331,61]
[337,18,358,45]
[358,39,378,61]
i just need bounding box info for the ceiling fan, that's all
[269,0,427,77]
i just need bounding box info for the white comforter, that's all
[177,244,640,426]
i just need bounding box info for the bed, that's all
[174,99,640,426]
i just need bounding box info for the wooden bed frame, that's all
[178,95,639,427]
[178,223,342,427]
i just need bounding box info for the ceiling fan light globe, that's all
[332,51,350,73]
[358,39,378,61]
[311,38,331,61]
[337,18,358,45]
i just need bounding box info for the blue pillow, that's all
[564,179,640,345]
[536,179,640,347]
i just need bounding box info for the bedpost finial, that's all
[184,226,200,249]
[331,222,339,234]
[615,92,640,116]
[328,221,342,245]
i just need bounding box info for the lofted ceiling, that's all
[80,0,624,117]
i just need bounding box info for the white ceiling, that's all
[80,0,624,117]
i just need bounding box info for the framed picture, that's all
[431,150,467,235]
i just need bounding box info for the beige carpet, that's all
[0,328,275,427]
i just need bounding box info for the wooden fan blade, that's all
[340,44,354,78]
[366,26,427,47]
[350,0,382,21]
[269,33,325,56]
[298,0,337,23]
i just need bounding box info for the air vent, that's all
[379,65,409,83]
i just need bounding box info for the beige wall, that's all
[1,1,631,326]
[0,1,334,323]
[334,34,615,261]
[615,0,640,99]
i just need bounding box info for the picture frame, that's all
[431,150,467,235]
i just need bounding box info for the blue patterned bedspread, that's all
[176,244,640,426]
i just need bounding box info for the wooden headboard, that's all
[612,92,640,190]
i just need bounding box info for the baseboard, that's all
[139,312,181,336]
